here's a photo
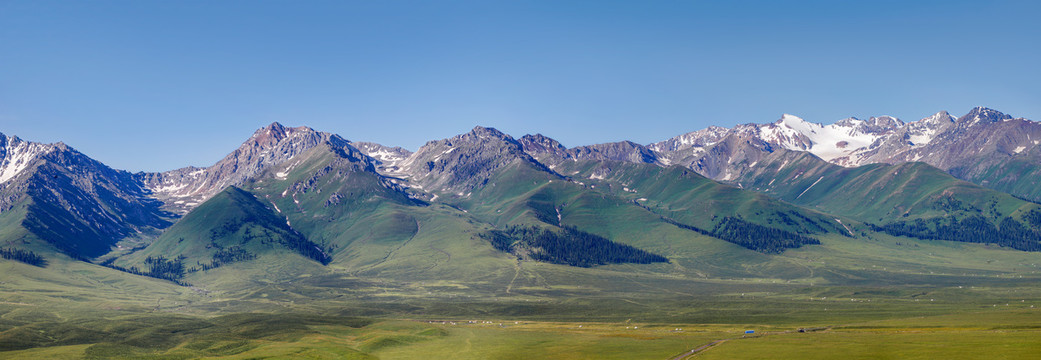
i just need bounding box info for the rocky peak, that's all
[139,122,363,214]
[959,107,1012,125]
[462,126,521,147]
[248,122,319,148]
[833,117,863,127]
[518,134,569,157]
[920,111,956,126]
[649,125,732,153]
[1,133,58,185]
[401,126,554,194]
[0,134,170,258]
[862,116,904,133]
[570,141,659,164]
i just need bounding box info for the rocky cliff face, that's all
[352,141,412,176]
[135,122,361,214]
[0,132,171,258]
[398,126,557,195]
[519,135,661,169]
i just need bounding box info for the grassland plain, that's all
[5,226,1041,359]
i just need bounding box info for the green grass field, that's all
[5,238,1041,359]
[2,300,1040,359]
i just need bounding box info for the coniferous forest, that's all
[479,226,669,267]
[0,248,47,267]
[875,215,1041,251]
[710,217,821,253]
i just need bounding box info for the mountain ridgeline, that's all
[3,106,1041,286]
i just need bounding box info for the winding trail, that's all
[505,260,522,294]
[359,218,421,273]
[669,339,727,360]
[668,327,832,359]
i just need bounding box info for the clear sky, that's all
[2,0,1039,172]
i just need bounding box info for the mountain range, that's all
[3,106,1041,288]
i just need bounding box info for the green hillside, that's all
[955,156,1041,203]
[734,151,1041,250]
[549,160,847,246]
[118,185,329,276]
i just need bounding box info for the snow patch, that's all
[0,140,51,184]
[369,148,405,162]
[275,160,300,180]
[908,126,938,146]
[796,176,824,200]
[1014,146,1027,154]
[770,114,881,161]
[152,182,189,194]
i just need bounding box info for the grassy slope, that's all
[551,160,846,233]
[958,154,1041,203]
[0,203,34,250]
[736,151,1041,225]
[239,144,519,285]
[118,186,317,270]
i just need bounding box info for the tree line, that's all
[632,200,824,253]
[478,225,669,267]
[209,212,331,265]
[196,246,257,271]
[711,216,821,253]
[0,248,47,267]
[97,255,192,286]
[874,215,1041,251]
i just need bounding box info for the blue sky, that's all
[2,0,1039,172]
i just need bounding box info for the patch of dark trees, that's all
[631,201,822,253]
[0,248,47,267]
[711,217,821,253]
[766,211,846,236]
[527,198,560,226]
[278,234,332,265]
[478,225,669,267]
[196,245,257,271]
[98,255,192,286]
[873,215,1041,251]
[210,214,331,265]
[1025,209,1041,229]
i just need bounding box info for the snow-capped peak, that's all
[961,106,1011,125]
[904,111,956,147]
[780,114,813,129]
[760,113,890,161]
[0,134,54,184]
